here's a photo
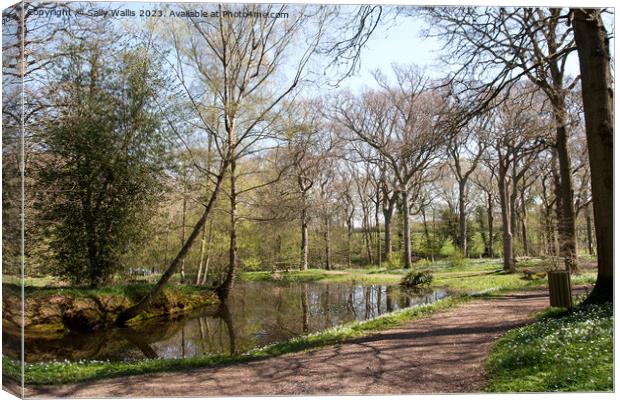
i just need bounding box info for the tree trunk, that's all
[324,214,332,270]
[572,8,613,303]
[116,167,228,325]
[363,210,374,265]
[498,166,515,272]
[509,181,518,263]
[486,192,494,258]
[457,181,467,256]
[586,207,594,256]
[520,190,529,256]
[402,190,412,269]
[346,211,353,268]
[300,205,309,270]
[195,222,207,284]
[382,200,394,260]
[218,158,238,300]
[200,220,215,285]
[421,205,432,259]
[552,101,578,272]
[430,207,436,262]
[180,176,187,283]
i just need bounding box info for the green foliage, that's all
[486,303,613,392]
[38,44,171,287]
[400,270,433,288]
[468,233,486,258]
[384,253,402,270]
[449,250,468,269]
[242,256,262,271]
[439,238,457,257]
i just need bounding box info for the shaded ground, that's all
[21,287,579,398]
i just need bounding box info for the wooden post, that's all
[548,270,573,309]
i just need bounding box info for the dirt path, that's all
[26,289,557,397]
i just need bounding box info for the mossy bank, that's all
[2,283,217,334]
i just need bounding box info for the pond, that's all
[8,281,449,363]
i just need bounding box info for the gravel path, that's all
[25,289,556,397]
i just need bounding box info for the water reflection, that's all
[10,281,448,363]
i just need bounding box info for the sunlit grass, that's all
[486,302,613,392]
[240,259,597,295]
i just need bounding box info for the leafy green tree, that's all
[39,44,170,286]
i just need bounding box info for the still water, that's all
[15,281,448,363]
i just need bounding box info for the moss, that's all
[2,283,217,333]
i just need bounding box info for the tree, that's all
[423,7,580,271]
[39,43,170,286]
[445,110,488,256]
[471,162,499,258]
[571,8,613,303]
[117,4,327,322]
[487,89,546,272]
[335,66,447,268]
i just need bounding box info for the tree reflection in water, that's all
[13,281,448,363]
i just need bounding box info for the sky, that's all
[339,8,589,92]
[1,0,611,96]
[340,13,443,91]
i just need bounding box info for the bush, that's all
[384,253,402,270]
[450,250,468,269]
[400,270,433,288]
[439,239,457,257]
[242,257,262,271]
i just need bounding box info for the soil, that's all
[20,287,581,398]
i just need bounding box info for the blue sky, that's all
[340,14,443,91]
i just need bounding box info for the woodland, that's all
[1,2,614,394]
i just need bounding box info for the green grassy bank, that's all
[486,302,613,392]
[241,259,597,294]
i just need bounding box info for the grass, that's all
[240,268,403,285]
[486,302,613,392]
[4,296,468,386]
[241,259,597,295]
[2,279,210,303]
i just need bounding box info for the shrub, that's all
[384,253,402,270]
[400,270,433,288]
[450,250,468,269]
[243,257,262,271]
[439,239,456,257]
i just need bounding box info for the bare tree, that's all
[471,162,499,258]
[423,7,580,271]
[487,90,547,272]
[445,111,489,256]
[335,66,447,268]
